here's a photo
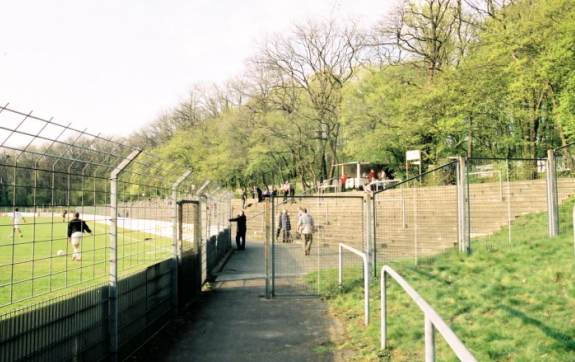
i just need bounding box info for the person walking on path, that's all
[11,208,26,238]
[277,209,292,243]
[67,212,92,261]
[298,208,314,256]
[229,211,247,250]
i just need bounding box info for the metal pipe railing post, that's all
[109,149,141,362]
[380,270,387,349]
[339,243,369,325]
[380,266,477,361]
[425,316,436,362]
[264,196,271,299]
[171,170,191,314]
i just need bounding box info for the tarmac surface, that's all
[128,240,346,362]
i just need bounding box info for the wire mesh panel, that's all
[0,105,132,309]
[374,162,458,265]
[467,158,548,250]
[0,105,198,362]
[271,195,365,296]
[554,146,575,235]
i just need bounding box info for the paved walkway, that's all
[129,241,346,362]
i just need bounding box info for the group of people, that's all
[339,168,389,195]
[8,208,91,261]
[229,206,315,256]
[240,182,296,209]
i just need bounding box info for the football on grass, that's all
[57,250,65,256]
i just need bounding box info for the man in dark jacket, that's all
[229,211,247,250]
[67,212,92,261]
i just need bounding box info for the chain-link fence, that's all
[0,105,232,362]
[270,195,365,296]
[374,162,458,266]
[553,145,575,236]
[467,157,548,250]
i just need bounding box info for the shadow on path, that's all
[128,244,345,362]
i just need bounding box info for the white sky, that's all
[0,0,395,137]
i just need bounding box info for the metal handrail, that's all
[338,243,369,326]
[380,266,477,362]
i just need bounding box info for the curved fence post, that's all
[109,149,141,362]
[171,170,191,314]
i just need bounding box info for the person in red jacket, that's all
[340,173,348,192]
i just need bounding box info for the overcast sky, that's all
[0,0,395,137]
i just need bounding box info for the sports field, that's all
[0,214,173,310]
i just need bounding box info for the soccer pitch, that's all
[0,214,173,310]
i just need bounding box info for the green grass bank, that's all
[312,201,575,361]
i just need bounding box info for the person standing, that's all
[298,208,314,256]
[11,208,26,238]
[277,209,292,243]
[340,173,348,192]
[282,181,290,203]
[256,187,263,203]
[229,211,247,250]
[241,188,247,209]
[67,212,92,261]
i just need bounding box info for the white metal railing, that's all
[338,243,369,325]
[380,266,477,362]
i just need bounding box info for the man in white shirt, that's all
[297,208,314,256]
[12,208,26,238]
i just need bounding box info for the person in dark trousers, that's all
[67,212,92,261]
[241,188,247,209]
[256,187,263,202]
[277,209,292,243]
[229,211,247,250]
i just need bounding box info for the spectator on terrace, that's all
[340,173,348,192]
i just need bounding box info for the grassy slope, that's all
[0,215,172,311]
[314,200,575,361]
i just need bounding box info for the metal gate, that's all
[269,195,366,296]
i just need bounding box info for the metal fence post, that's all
[547,149,559,237]
[366,195,375,278]
[264,196,272,299]
[425,316,436,362]
[457,156,470,254]
[109,149,140,362]
[371,195,377,277]
[171,170,191,314]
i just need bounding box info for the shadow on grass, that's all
[408,267,453,286]
[499,304,575,351]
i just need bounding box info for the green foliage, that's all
[141,0,575,188]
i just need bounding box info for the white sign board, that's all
[406,150,421,162]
